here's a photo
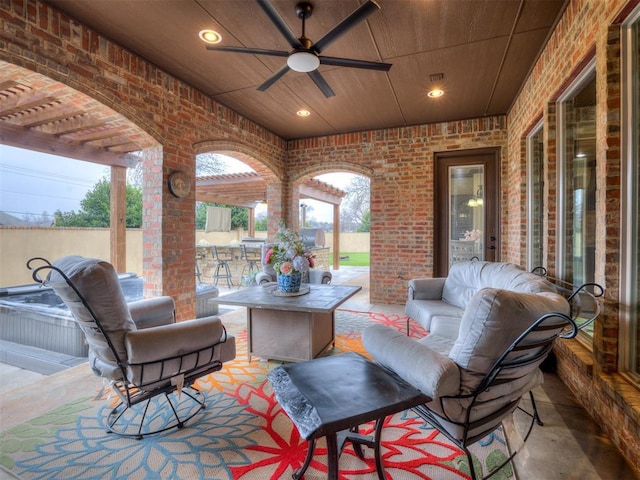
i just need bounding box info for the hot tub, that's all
[0,275,218,364]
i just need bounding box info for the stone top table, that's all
[268,352,431,479]
[212,284,361,362]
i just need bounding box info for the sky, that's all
[0,145,109,221]
[0,145,355,223]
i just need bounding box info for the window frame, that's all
[556,58,596,346]
[526,119,544,272]
[620,6,640,380]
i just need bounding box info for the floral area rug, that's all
[1,310,514,480]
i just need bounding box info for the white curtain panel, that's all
[205,206,232,232]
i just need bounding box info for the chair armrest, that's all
[128,296,176,329]
[256,272,274,285]
[309,269,332,284]
[362,324,460,398]
[124,316,228,386]
[408,277,446,300]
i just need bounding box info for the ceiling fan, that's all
[205,0,392,98]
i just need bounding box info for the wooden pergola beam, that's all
[0,122,133,167]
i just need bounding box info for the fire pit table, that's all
[211,283,361,362]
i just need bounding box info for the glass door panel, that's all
[449,165,484,267]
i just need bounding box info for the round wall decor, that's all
[168,171,191,198]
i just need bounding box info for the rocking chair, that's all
[27,256,236,439]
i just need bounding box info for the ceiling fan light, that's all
[287,51,320,72]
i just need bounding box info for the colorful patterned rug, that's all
[1,310,514,480]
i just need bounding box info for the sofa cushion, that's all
[429,315,462,340]
[405,300,463,330]
[448,287,569,393]
[441,261,556,310]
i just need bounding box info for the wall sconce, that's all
[467,185,484,207]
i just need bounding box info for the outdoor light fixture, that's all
[467,185,484,207]
[287,51,320,72]
[297,109,311,117]
[199,29,222,44]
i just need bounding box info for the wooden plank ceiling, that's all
[45,0,568,140]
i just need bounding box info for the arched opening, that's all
[0,62,160,285]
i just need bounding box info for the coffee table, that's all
[211,283,362,362]
[268,352,431,480]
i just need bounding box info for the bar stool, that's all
[240,244,261,280]
[211,246,234,288]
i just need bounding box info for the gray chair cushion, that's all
[47,256,136,380]
[125,316,234,387]
[362,324,460,398]
[449,288,569,393]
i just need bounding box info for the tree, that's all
[339,176,370,232]
[255,213,268,231]
[54,178,143,227]
[127,151,226,187]
[356,210,370,232]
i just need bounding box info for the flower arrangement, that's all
[464,229,482,241]
[264,225,315,275]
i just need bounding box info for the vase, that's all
[277,272,302,293]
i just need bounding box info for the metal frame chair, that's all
[412,312,578,480]
[239,244,261,282]
[531,266,604,333]
[27,256,235,439]
[211,246,234,288]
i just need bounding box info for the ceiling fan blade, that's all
[312,0,380,54]
[320,56,392,71]
[257,64,291,91]
[307,70,335,98]
[206,45,289,58]
[256,0,303,49]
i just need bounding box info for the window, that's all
[558,62,596,342]
[621,8,640,380]
[527,121,544,271]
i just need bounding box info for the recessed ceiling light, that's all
[297,110,311,117]
[427,89,445,98]
[199,30,222,44]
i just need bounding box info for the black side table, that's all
[268,352,431,480]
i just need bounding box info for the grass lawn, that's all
[337,252,370,266]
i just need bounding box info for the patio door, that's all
[434,148,500,276]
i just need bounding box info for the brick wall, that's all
[286,119,508,303]
[506,0,639,473]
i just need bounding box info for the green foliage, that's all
[356,210,370,232]
[54,178,142,228]
[255,215,268,231]
[338,252,370,266]
[195,202,249,230]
